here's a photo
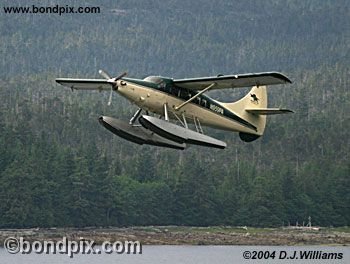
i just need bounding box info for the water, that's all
[1,245,349,264]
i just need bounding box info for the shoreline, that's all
[0,226,349,246]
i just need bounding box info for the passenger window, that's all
[180,89,188,99]
[171,86,178,96]
[159,82,166,91]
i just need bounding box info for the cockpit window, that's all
[143,76,163,84]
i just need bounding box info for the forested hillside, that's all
[0,0,349,227]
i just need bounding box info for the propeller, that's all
[107,87,114,106]
[99,69,127,106]
[99,69,111,79]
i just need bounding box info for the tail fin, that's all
[222,85,292,142]
[223,86,267,140]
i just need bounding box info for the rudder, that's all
[221,86,267,141]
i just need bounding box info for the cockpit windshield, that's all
[143,76,163,84]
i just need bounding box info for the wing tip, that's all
[269,72,292,84]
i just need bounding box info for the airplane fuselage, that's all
[115,77,258,135]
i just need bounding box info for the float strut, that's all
[164,103,169,121]
[129,108,143,125]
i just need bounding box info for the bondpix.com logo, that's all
[4,236,142,258]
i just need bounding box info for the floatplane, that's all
[56,70,293,150]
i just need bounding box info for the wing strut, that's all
[174,83,216,110]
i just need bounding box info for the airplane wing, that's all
[174,72,291,90]
[55,78,113,91]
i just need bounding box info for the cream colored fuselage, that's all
[116,80,258,135]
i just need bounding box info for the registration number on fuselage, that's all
[209,104,224,115]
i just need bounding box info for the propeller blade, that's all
[99,69,111,80]
[113,72,127,81]
[108,88,113,106]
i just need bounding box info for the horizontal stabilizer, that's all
[246,108,294,115]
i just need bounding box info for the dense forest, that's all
[0,0,349,228]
